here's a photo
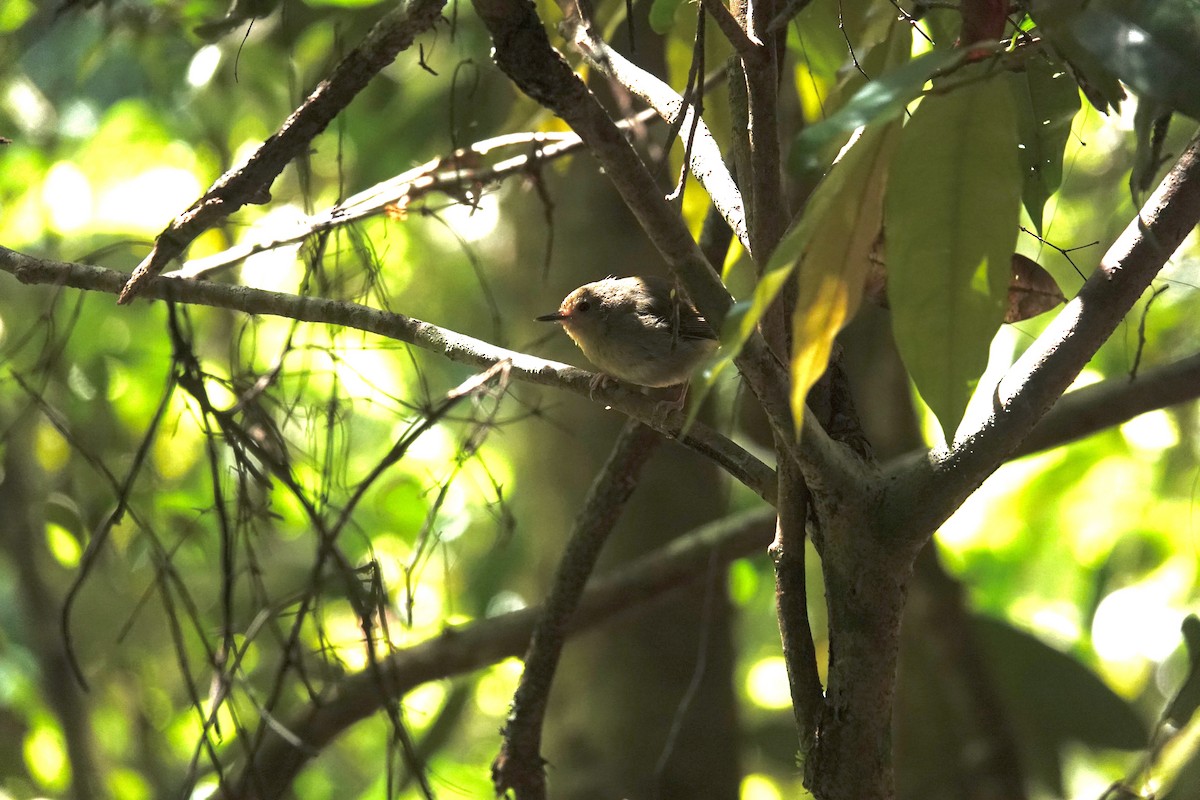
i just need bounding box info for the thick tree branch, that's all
[117,0,447,303]
[0,247,776,502]
[219,507,775,800]
[883,131,1200,541]
[884,352,1200,477]
[493,420,661,799]
[1013,351,1200,457]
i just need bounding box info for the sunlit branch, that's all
[887,350,1200,472]
[170,132,582,280]
[216,507,776,800]
[0,247,777,504]
[117,0,448,304]
[883,132,1200,540]
[1013,351,1200,458]
[565,20,751,254]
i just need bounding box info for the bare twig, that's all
[118,0,448,303]
[1013,351,1200,458]
[169,132,582,280]
[217,507,775,800]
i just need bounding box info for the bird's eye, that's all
[576,299,591,313]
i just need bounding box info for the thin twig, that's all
[567,19,750,254]
[118,0,448,303]
[217,507,776,800]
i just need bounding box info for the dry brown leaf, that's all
[1006,253,1066,323]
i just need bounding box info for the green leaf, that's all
[789,44,970,170]
[712,117,868,383]
[790,122,900,435]
[648,0,684,34]
[1005,53,1081,234]
[1071,2,1200,120]
[1130,101,1173,198]
[1030,0,1127,113]
[1165,615,1200,728]
[885,69,1021,443]
[976,616,1148,752]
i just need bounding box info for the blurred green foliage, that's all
[0,1,1198,799]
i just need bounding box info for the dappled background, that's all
[0,1,1199,799]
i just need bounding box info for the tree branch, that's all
[493,420,661,799]
[883,131,1200,542]
[170,131,584,280]
[467,0,806,462]
[0,247,777,503]
[565,20,750,254]
[219,507,776,800]
[117,0,447,303]
[769,452,823,755]
[1013,351,1200,458]
[701,0,760,56]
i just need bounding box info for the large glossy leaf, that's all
[1005,53,1081,234]
[789,122,899,435]
[885,69,1021,443]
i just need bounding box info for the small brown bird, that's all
[537,276,718,390]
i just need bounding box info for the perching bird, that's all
[536,276,718,391]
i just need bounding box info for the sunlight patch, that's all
[42,161,93,233]
[745,656,792,710]
[1093,578,1188,663]
[1120,409,1179,453]
[96,167,202,233]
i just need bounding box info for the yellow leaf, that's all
[790,122,900,436]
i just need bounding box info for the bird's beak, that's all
[536,311,566,322]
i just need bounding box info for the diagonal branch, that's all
[170,131,583,280]
[701,0,760,55]
[117,0,447,303]
[1013,351,1200,457]
[0,247,777,503]
[492,420,661,800]
[565,20,750,253]
[884,351,1200,473]
[883,131,1200,541]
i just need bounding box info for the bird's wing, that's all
[641,292,718,341]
